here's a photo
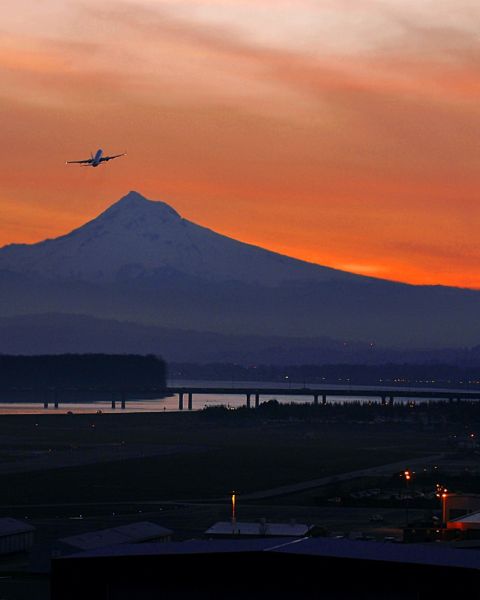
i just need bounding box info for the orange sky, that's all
[1,0,480,288]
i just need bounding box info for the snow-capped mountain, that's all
[0,190,479,352]
[0,191,359,285]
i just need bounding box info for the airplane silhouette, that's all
[66,148,126,167]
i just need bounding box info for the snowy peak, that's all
[80,191,182,236]
[60,190,188,248]
[101,191,181,221]
[0,191,357,285]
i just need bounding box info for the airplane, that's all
[66,148,126,167]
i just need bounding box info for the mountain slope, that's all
[0,190,478,350]
[0,191,360,285]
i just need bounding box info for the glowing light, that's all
[435,484,449,526]
[231,490,237,534]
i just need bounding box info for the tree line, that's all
[170,362,480,388]
[0,354,166,388]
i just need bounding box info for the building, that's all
[444,493,480,521]
[51,537,480,599]
[404,493,480,543]
[205,520,313,539]
[0,518,35,555]
[59,522,172,553]
[448,510,480,537]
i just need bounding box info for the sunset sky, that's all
[1,0,480,288]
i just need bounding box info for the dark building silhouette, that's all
[51,537,480,599]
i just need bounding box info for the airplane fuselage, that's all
[92,149,103,167]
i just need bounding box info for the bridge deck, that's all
[166,387,480,400]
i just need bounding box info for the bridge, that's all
[166,386,480,411]
[2,386,480,410]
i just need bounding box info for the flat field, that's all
[0,411,445,507]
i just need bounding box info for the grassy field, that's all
[0,411,445,507]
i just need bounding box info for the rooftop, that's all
[58,537,480,572]
[205,521,312,537]
[0,518,35,537]
[60,521,172,551]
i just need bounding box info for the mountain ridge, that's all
[0,190,479,352]
[1,312,479,366]
[0,191,363,286]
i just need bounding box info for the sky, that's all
[1,0,480,288]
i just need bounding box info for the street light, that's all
[435,484,448,527]
[404,470,412,525]
[231,490,237,534]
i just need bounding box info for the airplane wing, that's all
[66,158,93,164]
[100,153,126,162]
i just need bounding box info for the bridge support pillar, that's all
[111,400,116,409]
[54,390,59,409]
[43,400,48,409]
[121,393,126,410]
[322,394,327,405]
[314,394,319,406]
[255,393,260,408]
[246,394,251,409]
[188,393,193,411]
[179,393,184,411]
[389,396,394,406]
[381,395,386,406]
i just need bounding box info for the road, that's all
[240,454,445,501]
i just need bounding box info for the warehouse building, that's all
[59,522,172,553]
[0,518,35,556]
[205,520,313,539]
[448,510,480,536]
[444,493,480,521]
[51,536,480,599]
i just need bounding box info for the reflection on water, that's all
[0,379,471,415]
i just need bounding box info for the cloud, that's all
[1,0,480,287]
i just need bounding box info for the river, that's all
[0,379,474,414]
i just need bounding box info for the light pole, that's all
[403,470,412,526]
[231,490,237,534]
[435,484,448,528]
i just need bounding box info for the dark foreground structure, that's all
[52,537,480,599]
